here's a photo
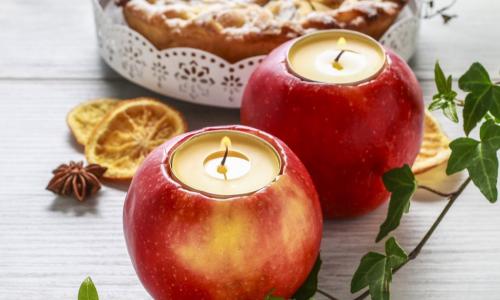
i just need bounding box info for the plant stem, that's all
[423,0,457,19]
[455,99,465,107]
[418,185,453,197]
[353,177,472,300]
[317,288,340,300]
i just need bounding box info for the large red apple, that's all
[124,125,323,300]
[241,41,424,218]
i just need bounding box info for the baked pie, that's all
[120,0,407,62]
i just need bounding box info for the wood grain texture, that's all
[0,0,499,299]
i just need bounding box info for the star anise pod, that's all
[46,161,107,201]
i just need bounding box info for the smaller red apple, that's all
[124,125,323,300]
[241,40,424,218]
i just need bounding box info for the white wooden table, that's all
[1,1,499,299]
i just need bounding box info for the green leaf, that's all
[448,133,499,202]
[78,277,99,300]
[376,165,417,242]
[458,62,492,93]
[447,75,453,91]
[489,86,500,118]
[480,120,500,150]
[428,97,447,111]
[351,238,408,300]
[462,90,493,135]
[446,137,480,175]
[385,237,408,270]
[292,255,322,300]
[264,290,285,300]
[434,61,448,94]
[468,144,498,203]
[458,63,500,134]
[351,252,387,293]
[442,101,459,123]
[430,62,459,123]
[367,259,389,300]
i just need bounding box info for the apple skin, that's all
[123,125,323,300]
[241,40,424,218]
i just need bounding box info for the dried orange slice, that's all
[412,111,451,174]
[67,98,119,145]
[85,98,187,180]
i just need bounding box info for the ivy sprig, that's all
[352,62,500,300]
[428,62,458,122]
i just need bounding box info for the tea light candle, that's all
[287,29,386,84]
[170,130,281,197]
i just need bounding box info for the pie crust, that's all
[121,0,407,62]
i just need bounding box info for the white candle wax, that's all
[170,130,281,197]
[287,29,386,84]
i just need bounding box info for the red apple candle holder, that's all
[241,30,424,218]
[123,125,323,300]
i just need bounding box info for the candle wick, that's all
[217,146,229,181]
[333,49,346,71]
[221,146,229,167]
[334,50,345,63]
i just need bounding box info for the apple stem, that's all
[352,177,472,300]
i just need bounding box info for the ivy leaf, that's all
[446,138,480,175]
[351,237,408,300]
[366,258,389,300]
[351,252,386,293]
[462,90,493,135]
[292,255,322,300]
[429,62,458,122]
[468,143,498,203]
[264,290,285,300]
[458,62,500,134]
[447,130,499,202]
[443,101,459,123]
[385,237,408,270]
[458,62,492,92]
[78,277,99,300]
[376,165,417,242]
[434,61,448,94]
[480,120,500,150]
[489,87,500,118]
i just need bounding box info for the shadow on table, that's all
[66,132,84,153]
[105,180,131,192]
[48,194,99,216]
